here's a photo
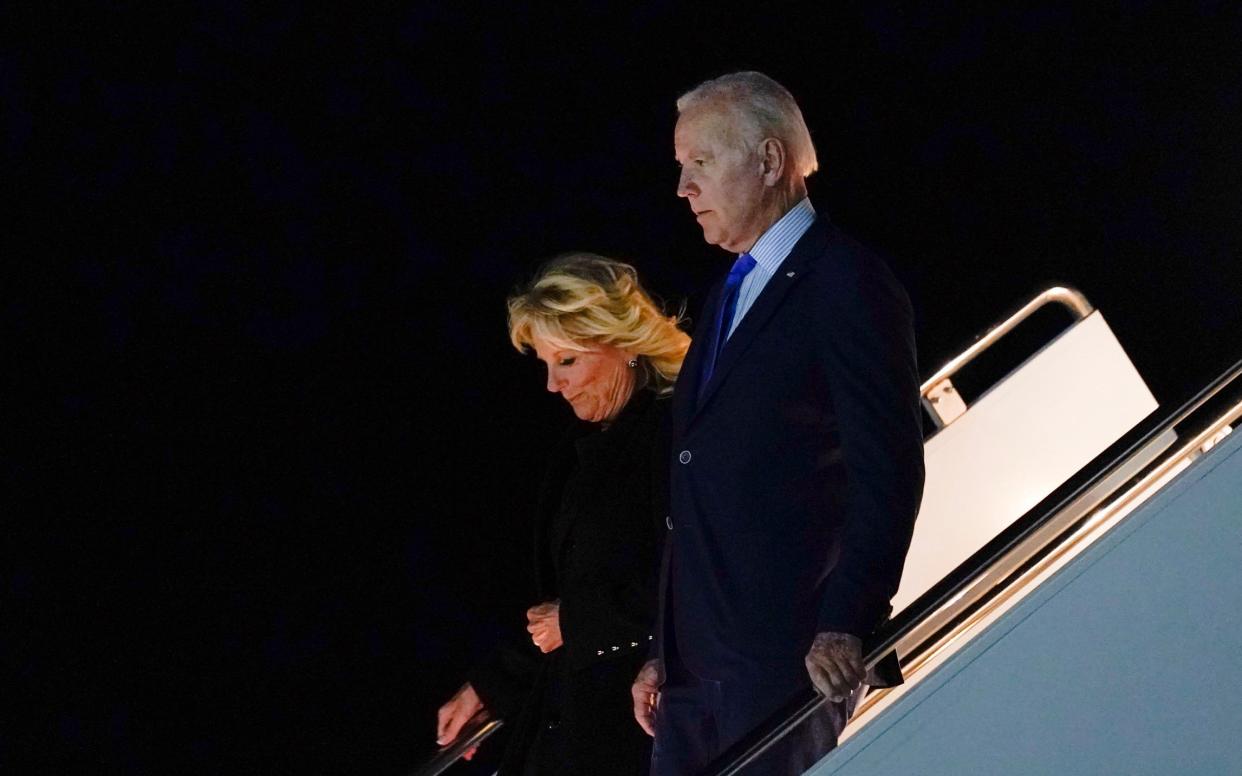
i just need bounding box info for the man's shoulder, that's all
[802,217,900,292]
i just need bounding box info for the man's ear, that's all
[759,137,787,187]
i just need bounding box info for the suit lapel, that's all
[689,220,829,423]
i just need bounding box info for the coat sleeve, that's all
[465,638,542,719]
[465,422,584,716]
[558,573,658,668]
[814,251,926,639]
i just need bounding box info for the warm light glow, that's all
[892,312,1158,614]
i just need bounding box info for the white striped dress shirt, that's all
[726,197,817,338]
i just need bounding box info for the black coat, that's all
[470,390,670,775]
[660,214,925,685]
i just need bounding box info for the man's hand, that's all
[436,681,488,753]
[526,601,563,653]
[805,631,865,703]
[631,658,665,737]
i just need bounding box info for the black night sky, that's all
[8,3,1242,775]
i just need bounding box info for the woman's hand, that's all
[526,601,563,653]
[436,681,488,757]
[631,658,665,737]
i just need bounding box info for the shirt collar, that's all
[744,197,816,274]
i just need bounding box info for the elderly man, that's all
[632,72,925,774]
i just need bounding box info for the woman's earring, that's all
[628,359,638,368]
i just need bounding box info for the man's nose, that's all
[677,169,696,198]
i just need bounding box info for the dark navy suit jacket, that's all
[658,213,925,683]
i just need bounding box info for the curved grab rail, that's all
[920,287,1093,428]
[919,286,1093,397]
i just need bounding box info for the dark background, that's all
[7,2,1240,774]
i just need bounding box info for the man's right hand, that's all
[631,658,665,737]
[805,631,866,703]
[436,682,488,751]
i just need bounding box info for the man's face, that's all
[674,107,768,253]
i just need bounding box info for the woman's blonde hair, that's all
[507,253,690,395]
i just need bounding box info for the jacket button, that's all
[665,515,674,530]
[678,450,692,464]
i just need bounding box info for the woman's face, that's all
[530,336,636,423]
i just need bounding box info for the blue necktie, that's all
[700,252,757,394]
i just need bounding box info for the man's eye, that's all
[559,357,576,366]
[695,159,707,167]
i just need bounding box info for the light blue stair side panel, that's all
[810,430,1242,776]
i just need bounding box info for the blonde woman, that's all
[435,253,689,775]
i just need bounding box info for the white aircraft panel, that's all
[893,311,1157,614]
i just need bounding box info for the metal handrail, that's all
[920,286,1093,397]
[408,717,504,776]
[853,389,1242,729]
[703,357,1242,776]
[919,287,1094,428]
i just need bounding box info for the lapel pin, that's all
[786,271,796,278]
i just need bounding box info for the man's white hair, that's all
[677,71,818,180]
